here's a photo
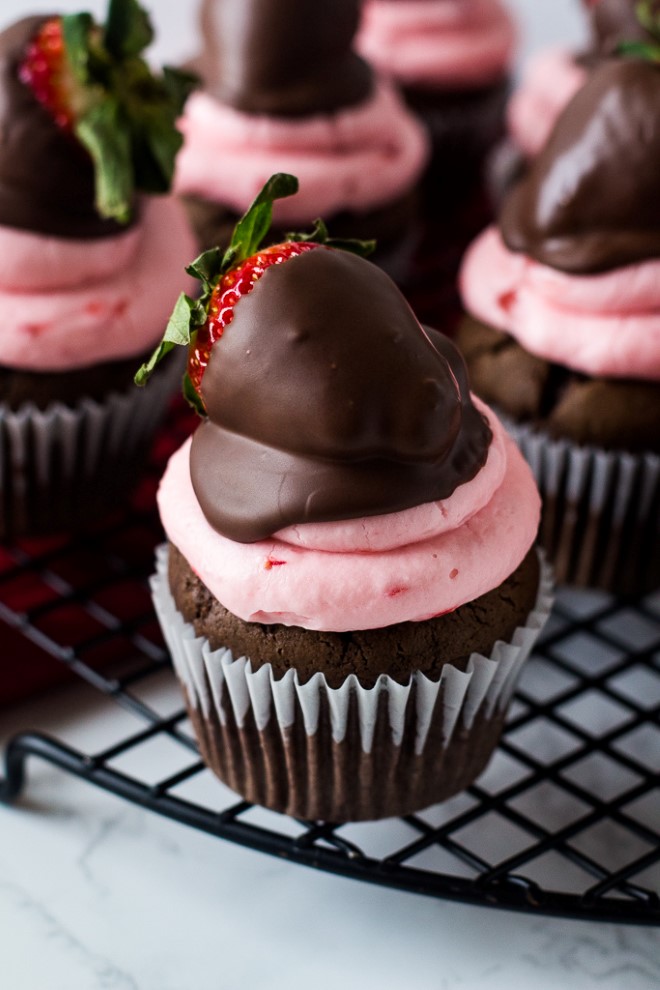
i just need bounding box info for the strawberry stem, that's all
[55,0,196,222]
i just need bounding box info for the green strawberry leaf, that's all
[618,38,660,59]
[285,218,376,258]
[75,98,133,222]
[61,13,95,84]
[134,292,202,386]
[182,371,206,416]
[162,66,199,112]
[226,173,299,266]
[636,0,660,39]
[135,113,184,192]
[186,247,225,293]
[287,217,331,244]
[59,0,199,225]
[104,0,153,59]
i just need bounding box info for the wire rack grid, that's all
[0,400,658,926]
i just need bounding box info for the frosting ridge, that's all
[0,197,197,372]
[174,77,429,223]
[460,226,660,380]
[357,0,515,89]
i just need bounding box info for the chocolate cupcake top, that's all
[499,57,660,273]
[195,0,373,116]
[0,4,194,238]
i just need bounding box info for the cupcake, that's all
[356,0,516,197]
[173,0,429,280]
[139,174,551,822]
[507,0,654,160]
[457,55,660,596]
[0,2,197,538]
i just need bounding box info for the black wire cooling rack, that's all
[0,399,659,926]
[0,400,660,924]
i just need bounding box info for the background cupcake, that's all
[0,1,197,538]
[174,0,429,281]
[457,53,660,595]
[141,175,551,822]
[357,0,517,200]
[507,0,654,160]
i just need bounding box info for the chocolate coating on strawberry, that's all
[0,16,126,238]
[590,0,656,55]
[500,59,660,274]
[190,248,491,543]
[195,0,372,116]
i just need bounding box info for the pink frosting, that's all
[460,227,660,381]
[158,400,540,633]
[357,0,516,89]
[0,197,197,372]
[173,77,429,224]
[507,47,587,157]
[0,224,142,293]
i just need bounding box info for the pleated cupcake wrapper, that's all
[0,356,181,538]
[152,545,553,757]
[502,416,660,595]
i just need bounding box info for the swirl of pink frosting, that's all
[460,227,660,381]
[158,400,540,632]
[507,48,587,157]
[0,197,197,372]
[173,77,429,224]
[356,0,516,89]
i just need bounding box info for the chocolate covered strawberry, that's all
[16,0,195,223]
[136,173,374,413]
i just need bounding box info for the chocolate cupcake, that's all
[141,174,551,822]
[458,55,660,595]
[173,0,429,282]
[0,3,197,538]
[356,0,516,202]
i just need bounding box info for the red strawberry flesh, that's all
[18,18,75,131]
[189,241,321,394]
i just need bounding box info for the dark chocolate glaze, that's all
[590,0,655,55]
[0,16,133,238]
[500,59,660,274]
[194,0,373,116]
[190,248,491,543]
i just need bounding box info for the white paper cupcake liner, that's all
[0,356,181,539]
[501,415,660,595]
[151,545,553,820]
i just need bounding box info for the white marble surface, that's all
[1,673,660,990]
[1,2,658,988]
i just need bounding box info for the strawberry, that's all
[188,241,319,393]
[15,1,196,223]
[135,173,375,415]
[18,19,78,131]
